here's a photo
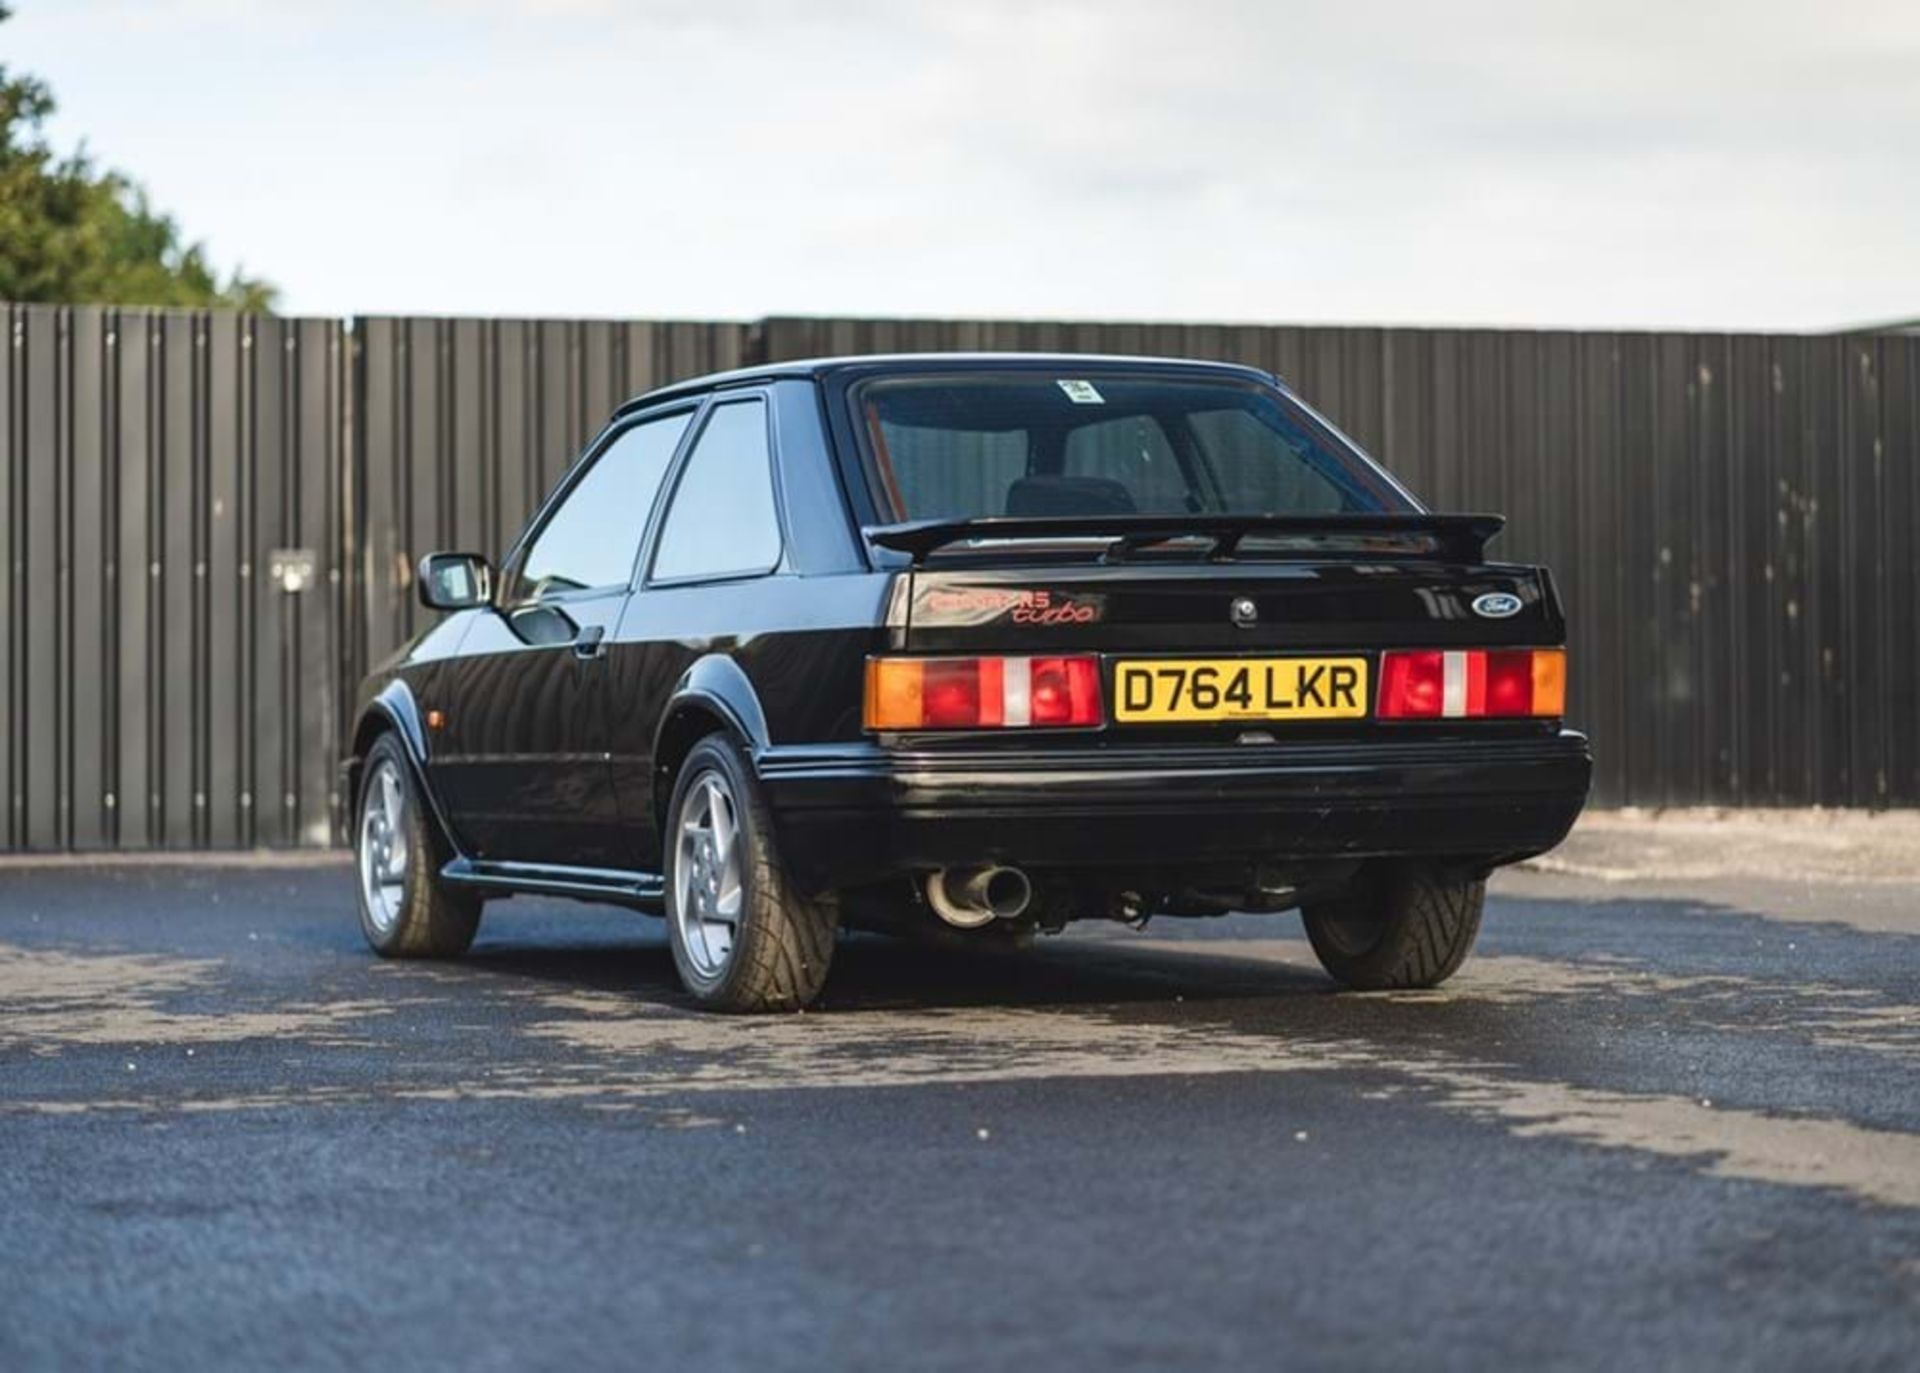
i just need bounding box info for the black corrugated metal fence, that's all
[4,304,1914,849]
[1,308,343,849]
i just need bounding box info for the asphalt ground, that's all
[1,847,1916,1371]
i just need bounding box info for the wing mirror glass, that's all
[417,552,493,611]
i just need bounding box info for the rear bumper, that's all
[760,731,1592,891]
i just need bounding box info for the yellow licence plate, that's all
[1113,657,1370,723]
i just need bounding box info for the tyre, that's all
[664,734,838,1012]
[1301,863,1485,991]
[354,733,481,958]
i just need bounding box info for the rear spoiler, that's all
[864,513,1506,566]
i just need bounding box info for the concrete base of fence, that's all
[1521,808,1920,884]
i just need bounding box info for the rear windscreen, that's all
[855,374,1412,523]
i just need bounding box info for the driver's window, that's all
[513,409,693,601]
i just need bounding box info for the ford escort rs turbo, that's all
[344,354,1592,1010]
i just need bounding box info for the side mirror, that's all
[417,552,493,611]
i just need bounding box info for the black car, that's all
[344,354,1591,1011]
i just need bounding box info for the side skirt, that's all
[440,857,666,913]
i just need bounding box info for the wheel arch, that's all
[651,654,771,834]
[345,680,465,859]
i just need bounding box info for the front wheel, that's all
[1301,863,1485,991]
[354,734,481,958]
[664,735,838,1012]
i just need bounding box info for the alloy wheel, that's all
[358,758,410,934]
[673,768,744,980]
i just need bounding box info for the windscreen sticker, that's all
[1056,379,1105,404]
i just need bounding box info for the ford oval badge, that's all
[1472,592,1524,620]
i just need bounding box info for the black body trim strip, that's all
[440,858,666,911]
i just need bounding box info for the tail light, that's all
[1378,648,1566,720]
[865,656,1103,731]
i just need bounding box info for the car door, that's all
[603,394,787,868]
[429,406,697,866]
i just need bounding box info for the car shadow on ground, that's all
[427,883,1920,1023]
[455,905,1335,1014]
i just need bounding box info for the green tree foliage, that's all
[0,4,274,309]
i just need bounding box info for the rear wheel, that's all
[354,733,481,958]
[1301,863,1484,990]
[665,734,838,1012]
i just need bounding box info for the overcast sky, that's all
[10,0,1919,329]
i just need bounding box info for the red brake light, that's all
[1378,649,1566,720]
[866,656,1104,731]
[921,659,983,728]
[1483,651,1534,716]
[1030,656,1102,726]
[1378,650,1445,719]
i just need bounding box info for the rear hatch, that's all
[872,515,1564,740]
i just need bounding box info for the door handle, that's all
[572,624,607,661]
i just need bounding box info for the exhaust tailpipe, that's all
[925,866,1032,929]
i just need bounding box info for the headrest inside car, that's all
[1004,475,1139,517]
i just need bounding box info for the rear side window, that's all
[651,398,783,582]
[857,375,1406,521]
[516,409,692,598]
